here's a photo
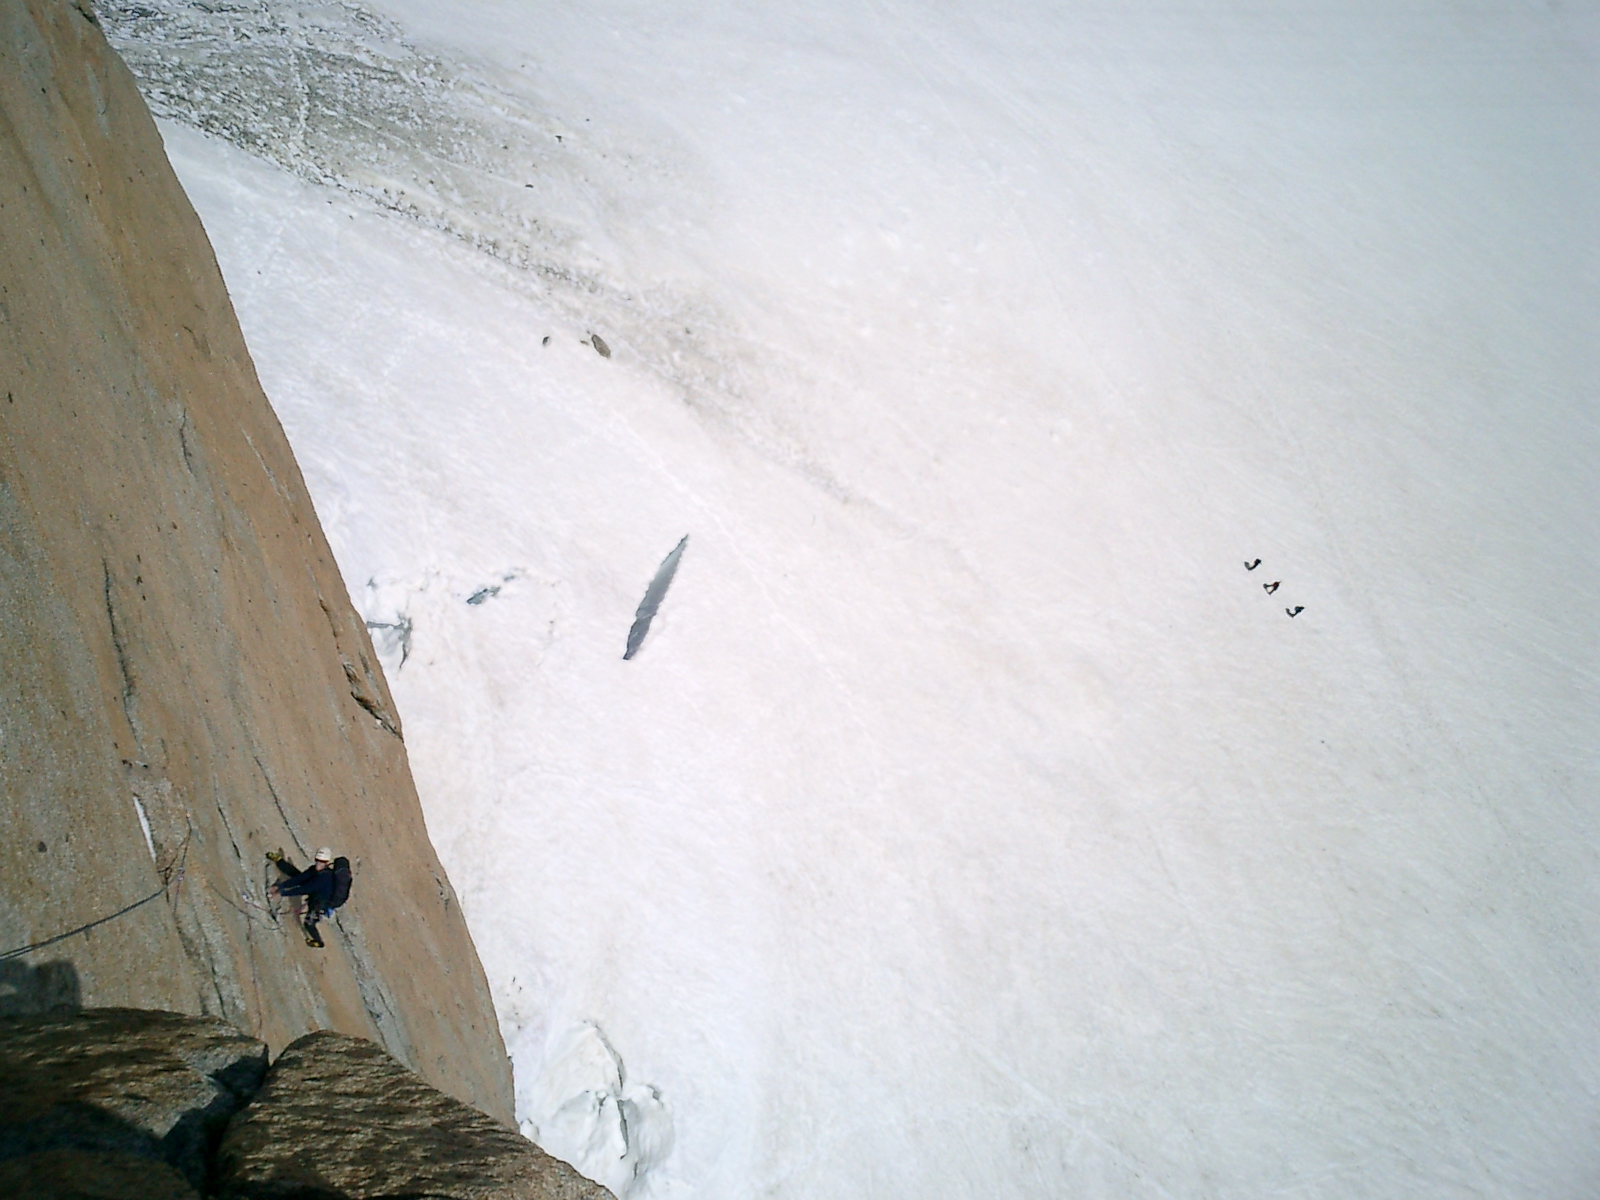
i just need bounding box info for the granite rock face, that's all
[0,0,512,1122]
[217,1031,612,1200]
[0,1008,265,1192]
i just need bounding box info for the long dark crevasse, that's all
[624,535,688,661]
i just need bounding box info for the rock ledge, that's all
[217,1030,609,1200]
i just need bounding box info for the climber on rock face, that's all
[269,847,337,948]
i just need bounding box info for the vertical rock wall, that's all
[0,0,514,1123]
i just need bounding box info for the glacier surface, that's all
[105,1,1599,1196]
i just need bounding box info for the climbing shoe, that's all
[266,848,285,863]
[304,929,324,948]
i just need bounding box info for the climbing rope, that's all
[0,841,190,962]
[0,886,168,962]
[208,880,284,932]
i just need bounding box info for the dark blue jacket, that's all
[278,864,336,910]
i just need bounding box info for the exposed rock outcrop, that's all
[0,1010,607,1199]
[0,1008,265,1193]
[217,1031,610,1200]
[0,0,512,1121]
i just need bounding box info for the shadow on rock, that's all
[0,960,82,1017]
[0,1008,267,1195]
[0,1146,199,1199]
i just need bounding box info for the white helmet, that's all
[314,847,334,863]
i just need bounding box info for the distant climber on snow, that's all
[269,846,353,948]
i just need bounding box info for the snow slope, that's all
[112,1,1598,1195]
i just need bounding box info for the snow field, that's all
[145,2,1600,1196]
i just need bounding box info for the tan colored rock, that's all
[0,1008,264,1190]
[0,0,513,1122]
[217,1031,611,1200]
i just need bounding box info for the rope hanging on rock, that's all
[0,886,168,962]
[0,842,189,962]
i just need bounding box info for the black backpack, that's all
[328,857,353,909]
